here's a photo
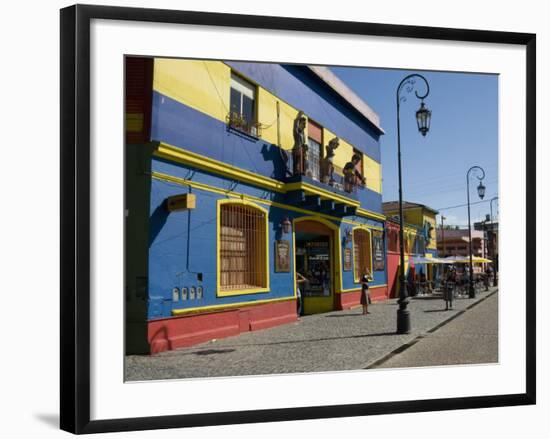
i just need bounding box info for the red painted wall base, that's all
[147,299,298,354]
[335,286,389,310]
[387,253,400,299]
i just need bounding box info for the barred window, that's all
[353,229,372,282]
[219,203,267,293]
[388,228,399,252]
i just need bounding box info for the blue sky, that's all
[331,66,499,227]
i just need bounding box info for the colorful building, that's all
[436,228,486,260]
[125,57,387,354]
[382,202,438,298]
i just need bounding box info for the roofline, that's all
[382,201,439,215]
[385,216,422,231]
[308,66,385,134]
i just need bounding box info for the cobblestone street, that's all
[126,287,498,381]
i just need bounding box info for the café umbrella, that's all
[445,255,492,264]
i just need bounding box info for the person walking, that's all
[360,269,373,315]
[484,265,493,291]
[295,272,308,317]
[444,266,456,310]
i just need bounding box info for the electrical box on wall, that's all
[166,193,196,212]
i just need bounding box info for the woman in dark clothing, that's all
[444,267,456,310]
[360,269,373,315]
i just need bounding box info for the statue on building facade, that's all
[343,153,366,193]
[320,137,339,186]
[292,111,309,176]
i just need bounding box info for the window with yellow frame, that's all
[353,228,373,282]
[218,201,269,296]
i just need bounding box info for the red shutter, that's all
[125,57,153,144]
[307,119,323,144]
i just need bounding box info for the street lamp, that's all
[395,74,431,334]
[490,196,499,286]
[466,165,486,298]
[440,215,446,257]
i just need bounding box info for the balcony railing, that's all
[226,112,262,138]
[288,151,364,195]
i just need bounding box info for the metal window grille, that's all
[388,229,399,252]
[353,229,372,281]
[220,204,267,291]
[307,138,322,181]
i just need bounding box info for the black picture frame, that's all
[60,4,536,434]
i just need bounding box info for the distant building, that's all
[474,219,499,272]
[382,201,438,298]
[436,228,486,259]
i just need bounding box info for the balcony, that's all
[283,150,362,217]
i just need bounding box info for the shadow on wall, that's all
[149,201,169,246]
[260,143,291,180]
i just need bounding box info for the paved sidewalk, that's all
[125,287,498,381]
[372,292,498,368]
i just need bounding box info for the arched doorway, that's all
[294,218,338,315]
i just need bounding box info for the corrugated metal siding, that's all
[125,57,153,144]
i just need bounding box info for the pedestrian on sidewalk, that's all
[484,265,492,291]
[444,266,456,310]
[296,271,308,317]
[360,269,373,315]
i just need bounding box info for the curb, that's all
[364,288,499,369]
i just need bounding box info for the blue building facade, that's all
[125,57,388,354]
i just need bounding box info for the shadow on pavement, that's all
[193,348,236,356]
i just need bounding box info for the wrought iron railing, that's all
[226,112,262,138]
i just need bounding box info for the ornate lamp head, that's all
[416,101,432,136]
[477,180,486,200]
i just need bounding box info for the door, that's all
[294,220,335,315]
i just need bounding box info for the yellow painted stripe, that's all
[339,283,388,293]
[355,208,386,222]
[152,171,384,231]
[155,143,286,192]
[154,142,386,222]
[171,296,295,316]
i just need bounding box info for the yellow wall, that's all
[387,208,438,251]
[404,208,423,227]
[153,59,230,122]
[256,88,299,150]
[323,128,382,194]
[324,127,353,172]
[363,154,382,193]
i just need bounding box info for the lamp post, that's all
[395,74,431,334]
[440,215,446,257]
[490,196,499,286]
[466,166,486,298]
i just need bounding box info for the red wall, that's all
[387,252,400,299]
[147,299,298,353]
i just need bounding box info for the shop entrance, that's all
[294,220,335,315]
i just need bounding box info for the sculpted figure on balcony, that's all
[343,153,366,193]
[292,111,309,176]
[321,137,339,186]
